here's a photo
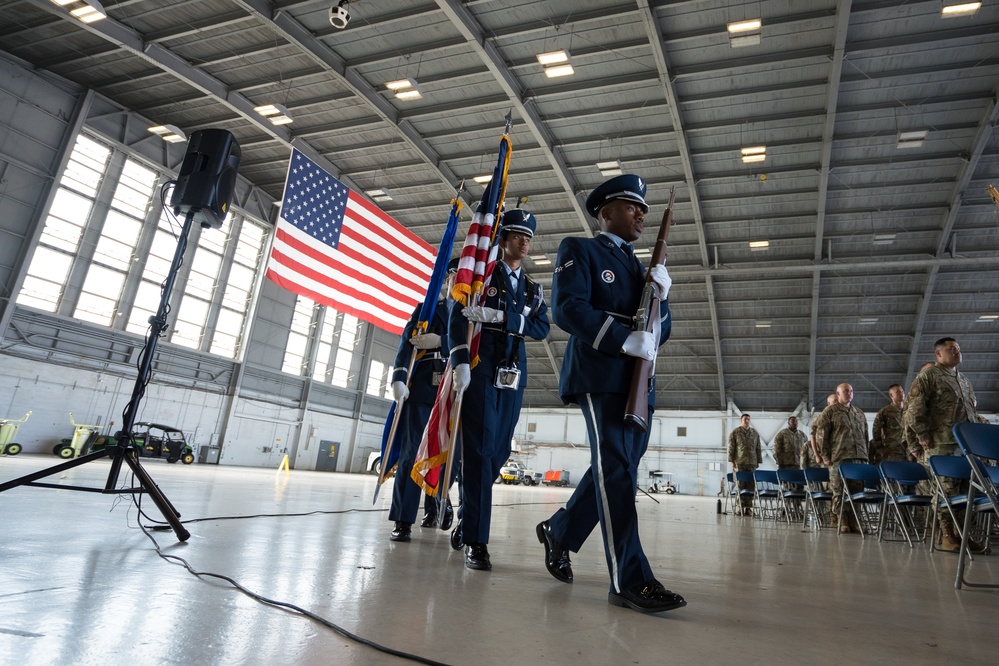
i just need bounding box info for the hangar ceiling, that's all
[1,0,998,413]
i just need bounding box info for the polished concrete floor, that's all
[0,453,995,665]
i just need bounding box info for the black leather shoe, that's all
[465,543,491,571]
[439,499,454,531]
[389,521,412,542]
[420,513,438,528]
[450,519,464,551]
[608,580,686,613]
[536,521,572,583]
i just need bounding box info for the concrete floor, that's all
[0,453,995,666]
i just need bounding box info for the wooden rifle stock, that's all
[623,186,676,431]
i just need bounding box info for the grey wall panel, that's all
[244,278,295,372]
[0,51,84,331]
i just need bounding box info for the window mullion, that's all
[200,216,240,353]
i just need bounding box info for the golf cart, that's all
[92,422,195,464]
[648,470,678,494]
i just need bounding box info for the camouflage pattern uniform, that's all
[907,363,978,536]
[773,427,806,469]
[728,425,762,510]
[805,415,827,469]
[869,404,906,466]
[815,402,869,527]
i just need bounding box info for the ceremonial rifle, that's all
[623,186,676,432]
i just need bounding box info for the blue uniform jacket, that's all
[552,234,671,404]
[449,262,550,374]
[391,302,449,405]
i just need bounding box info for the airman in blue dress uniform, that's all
[449,209,550,570]
[387,259,458,541]
[535,174,687,613]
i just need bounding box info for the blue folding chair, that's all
[753,469,781,520]
[838,463,886,539]
[723,472,737,514]
[927,455,973,553]
[952,422,999,590]
[803,467,832,529]
[776,468,806,524]
[879,461,932,547]
[735,470,756,516]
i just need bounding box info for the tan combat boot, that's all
[937,526,961,553]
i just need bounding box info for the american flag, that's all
[266,149,434,334]
[410,358,459,496]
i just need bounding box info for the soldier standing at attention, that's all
[869,384,906,466]
[535,174,685,614]
[902,362,937,462]
[728,414,762,516]
[449,209,549,571]
[816,383,869,534]
[907,338,979,552]
[773,416,806,470]
[804,394,837,468]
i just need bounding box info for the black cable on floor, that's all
[123,475,451,666]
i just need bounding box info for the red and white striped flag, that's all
[410,358,459,495]
[266,149,434,334]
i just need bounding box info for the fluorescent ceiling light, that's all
[741,146,767,155]
[473,175,492,184]
[385,78,415,91]
[941,3,981,17]
[71,3,105,22]
[755,320,772,328]
[727,19,762,33]
[596,161,620,170]
[633,248,652,257]
[730,34,762,48]
[544,64,575,78]
[147,124,186,144]
[749,240,770,249]
[976,314,999,321]
[896,140,924,149]
[364,188,392,202]
[600,168,624,177]
[742,154,766,163]
[537,51,569,65]
[395,88,422,100]
[899,130,928,142]
[254,103,293,126]
[873,233,897,244]
[859,317,879,325]
[51,0,76,4]
[531,256,552,266]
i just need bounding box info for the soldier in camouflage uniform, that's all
[902,362,936,462]
[907,338,979,552]
[815,383,869,533]
[804,394,836,469]
[728,413,762,516]
[774,416,806,469]
[869,384,907,466]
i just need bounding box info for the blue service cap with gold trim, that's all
[499,208,536,238]
[585,174,648,218]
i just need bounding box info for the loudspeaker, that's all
[171,129,241,229]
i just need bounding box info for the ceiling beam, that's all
[637,0,725,409]
[809,0,852,411]
[904,85,999,384]
[433,0,591,234]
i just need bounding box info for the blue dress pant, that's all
[548,392,654,593]
[388,401,432,524]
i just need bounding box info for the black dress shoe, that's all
[464,543,491,571]
[420,513,438,528]
[450,519,464,551]
[389,521,412,542]
[536,520,573,583]
[608,580,686,613]
[439,499,454,531]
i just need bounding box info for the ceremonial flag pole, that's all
[435,114,513,514]
[372,184,465,503]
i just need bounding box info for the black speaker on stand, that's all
[0,129,242,543]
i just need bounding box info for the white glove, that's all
[462,305,505,324]
[621,331,656,360]
[410,332,441,350]
[391,381,409,402]
[452,363,471,394]
[650,265,672,301]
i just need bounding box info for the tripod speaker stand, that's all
[0,129,241,543]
